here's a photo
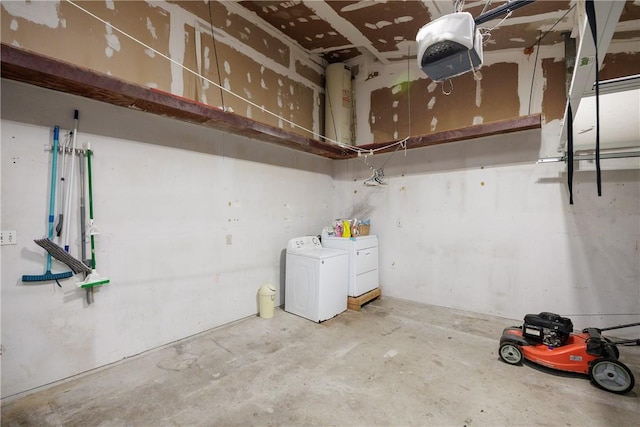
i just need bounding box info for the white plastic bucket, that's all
[258,283,276,319]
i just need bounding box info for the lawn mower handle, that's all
[583,321,640,333]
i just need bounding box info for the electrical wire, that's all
[479,10,512,41]
[65,0,409,156]
[527,30,542,115]
[207,1,226,111]
[526,4,576,51]
[526,4,576,115]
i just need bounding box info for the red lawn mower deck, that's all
[499,312,640,394]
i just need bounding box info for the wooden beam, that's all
[0,44,347,159]
[1,44,541,160]
[351,114,542,158]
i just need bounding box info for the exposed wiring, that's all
[526,4,575,115]
[525,4,576,51]
[64,0,408,157]
[207,2,226,111]
[407,45,411,139]
[527,30,542,115]
[479,10,512,44]
[526,3,576,115]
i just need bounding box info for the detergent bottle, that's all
[342,219,351,238]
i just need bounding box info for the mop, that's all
[22,126,74,283]
[31,111,91,276]
[77,142,110,289]
[34,238,91,274]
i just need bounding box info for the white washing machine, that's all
[285,236,348,322]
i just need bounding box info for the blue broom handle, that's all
[47,126,60,272]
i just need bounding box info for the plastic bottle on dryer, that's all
[342,220,351,238]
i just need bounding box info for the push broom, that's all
[22,126,74,283]
[77,142,110,289]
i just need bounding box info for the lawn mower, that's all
[499,312,640,394]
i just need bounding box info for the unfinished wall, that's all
[0,79,333,398]
[0,0,323,140]
[367,62,521,142]
[351,43,563,146]
[352,33,639,147]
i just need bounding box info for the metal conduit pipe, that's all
[538,150,640,163]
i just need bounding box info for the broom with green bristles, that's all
[77,142,110,289]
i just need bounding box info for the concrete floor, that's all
[2,297,639,426]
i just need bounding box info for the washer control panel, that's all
[287,236,321,253]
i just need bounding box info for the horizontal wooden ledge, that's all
[0,44,347,159]
[350,114,542,158]
[1,44,541,160]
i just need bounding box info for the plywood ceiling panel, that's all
[237,0,584,62]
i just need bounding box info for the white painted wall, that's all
[342,40,639,335]
[333,130,640,336]
[1,80,334,398]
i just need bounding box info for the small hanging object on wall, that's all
[364,168,387,187]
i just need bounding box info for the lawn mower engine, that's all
[522,312,573,348]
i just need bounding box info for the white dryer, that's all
[322,235,379,297]
[285,236,348,322]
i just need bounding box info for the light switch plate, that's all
[1,230,17,245]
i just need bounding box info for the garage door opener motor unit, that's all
[416,12,482,82]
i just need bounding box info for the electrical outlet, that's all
[1,230,17,245]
